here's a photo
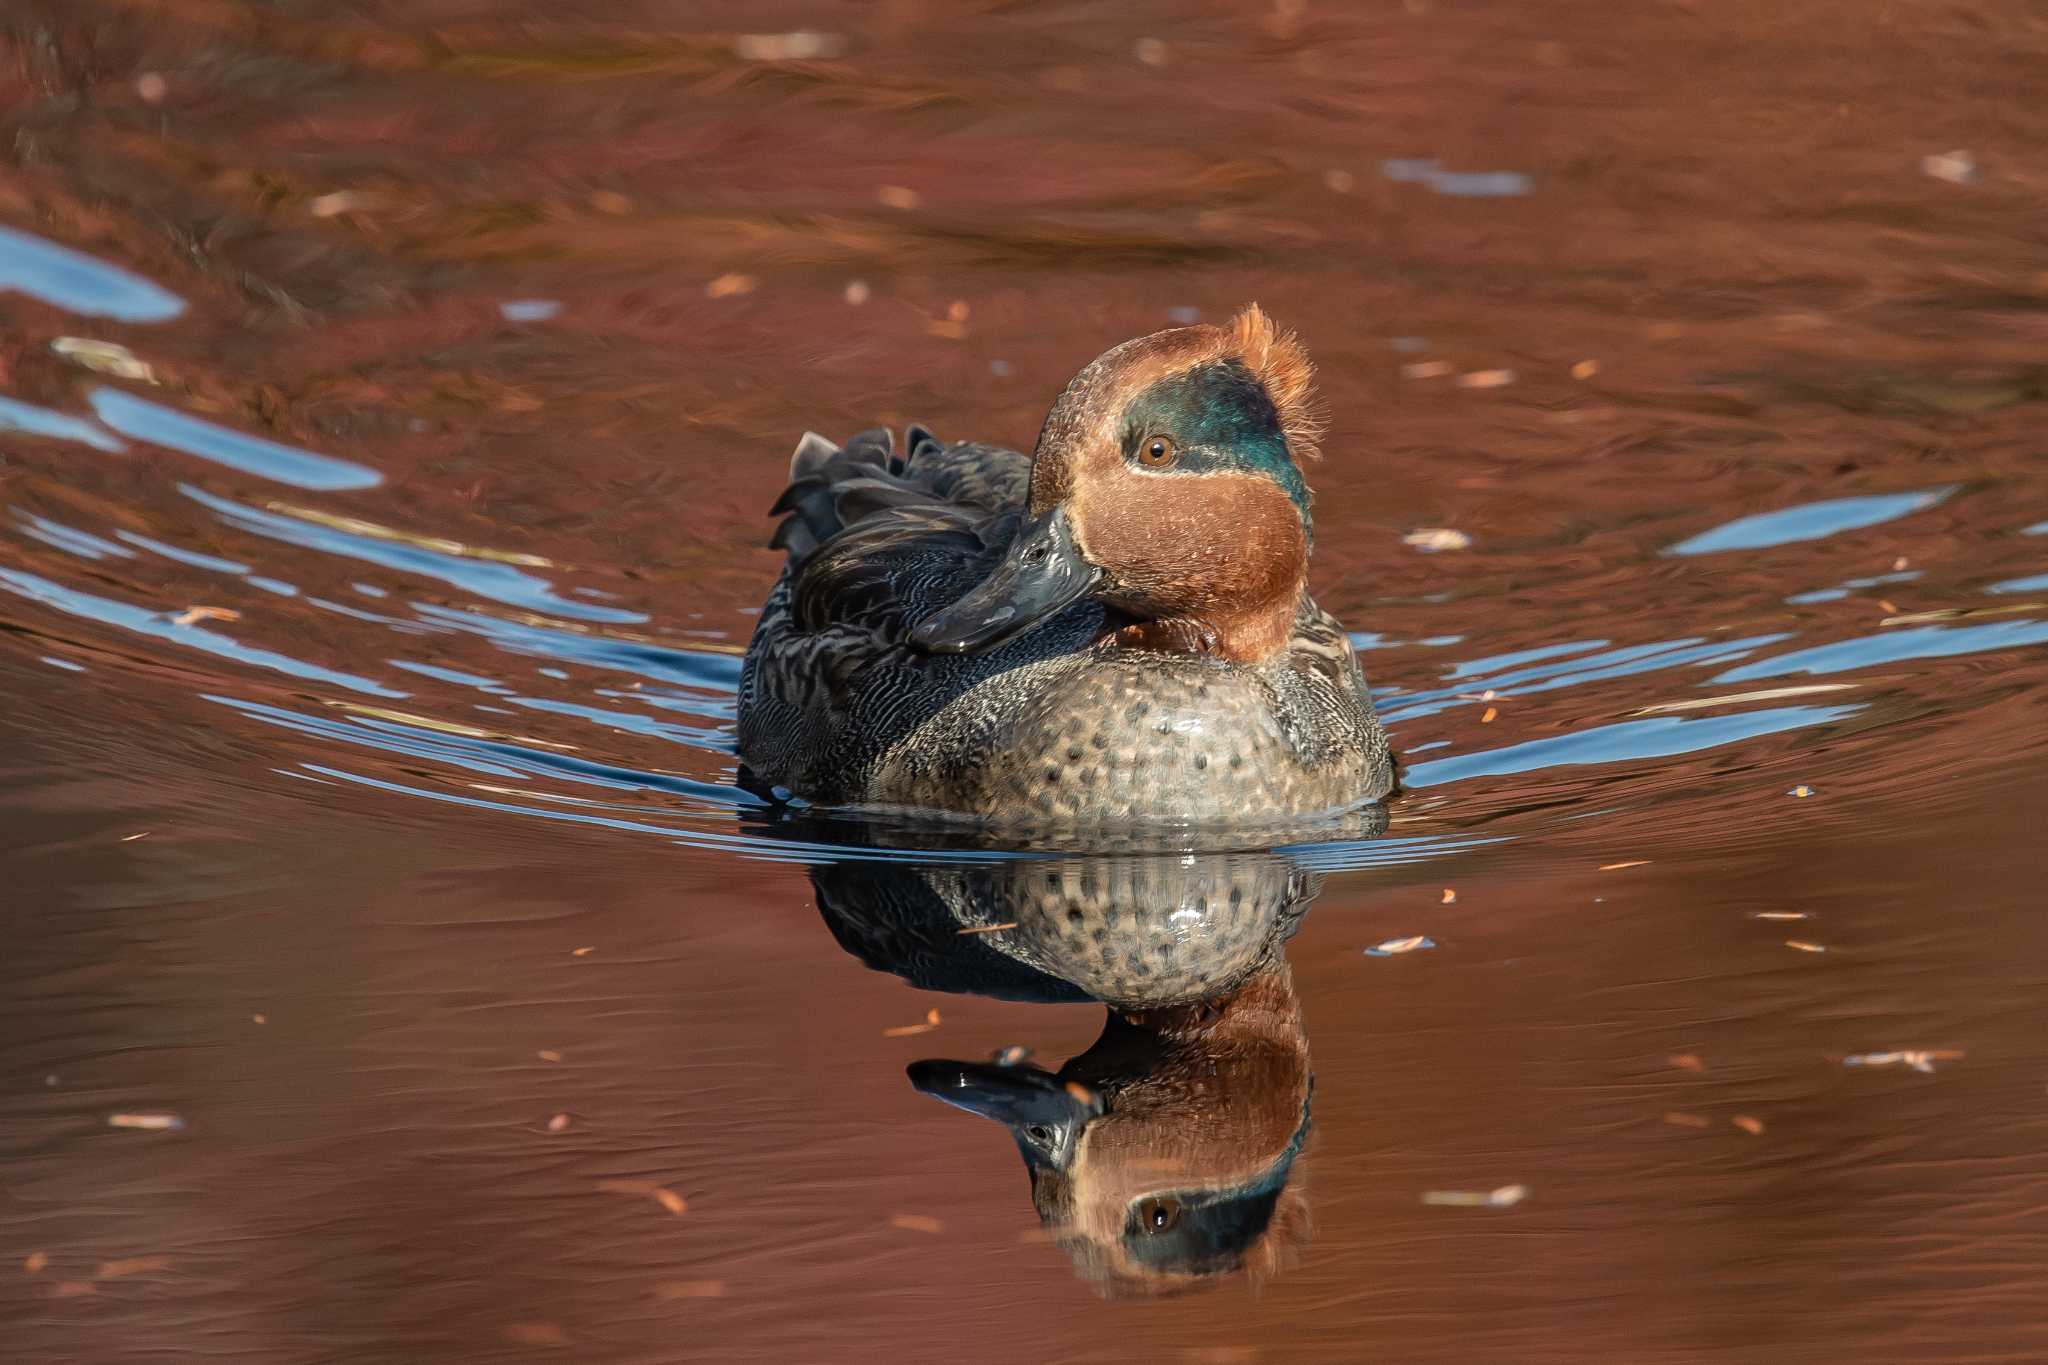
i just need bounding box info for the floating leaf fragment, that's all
[547,1113,571,1133]
[884,1008,942,1037]
[1785,940,1828,953]
[890,1214,944,1234]
[1423,1184,1526,1208]
[1456,368,1517,389]
[537,1049,563,1062]
[1440,888,1457,904]
[1844,1049,1962,1073]
[1732,1116,1765,1135]
[596,1180,686,1215]
[107,1113,183,1131]
[52,337,156,382]
[705,273,755,298]
[1365,935,1435,957]
[96,1256,172,1280]
[170,606,241,627]
[1751,911,1808,921]
[24,1251,48,1274]
[1571,359,1601,380]
[1402,527,1470,552]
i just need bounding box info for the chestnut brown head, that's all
[910,306,1324,663]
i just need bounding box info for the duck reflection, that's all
[808,846,1332,1295]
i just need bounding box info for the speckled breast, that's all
[865,649,1391,826]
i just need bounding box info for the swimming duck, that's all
[738,306,1393,826]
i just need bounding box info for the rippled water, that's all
[6,3,2048,1360]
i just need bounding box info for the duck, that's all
[737,305,1393,827]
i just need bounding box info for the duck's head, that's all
[911,305,1323,664]
[909,961,1313,1296]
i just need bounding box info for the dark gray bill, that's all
[908,508,1101,654]
[908,1058,1103,1172]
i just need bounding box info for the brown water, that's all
[6,1,2048,1360]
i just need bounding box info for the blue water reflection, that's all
[0,224,186,322]
[182,485,645,625]
[1666,487,1954,556]
[90,389,382,490]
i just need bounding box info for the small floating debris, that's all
[107,1113,183,1131]
[590,190,633,215]
[169,606,241,627]
[1844,1049,1963,1074]
[1633,683,1857,715]
[596,1180,686,1216]
[546,1113,572,1133]
[571,947,595,957]
[497,300,561,325]
[876,184,923,210]
[1480,706,1498,723]
[884,1008,943,1038]
[96,1256,172,1280]
[121,832,150,842]
[1423,1184,1526,1208]
[309,189,377,218]
[1456,368,1517,389]
[889,1213,944,1234]
[537,1049,563,1062]
[503,1323,571,1347]
[1669,1053,1705,1072]
[1663,1111,1710,1128]
[1400,360,1453,380]
[1788,785,1815,798]
[1133,36,1169,66]
[1571,359,1601,380]
[1921,149,1976,185]
[1599,860,1650,871]
[843,279,871,305]
[24,1251,48,1274]
[992,1044,1032,1066]
[705,273,755,299]
[956,922,1017,936]
[1752,911,1809,921]
[1365,935,1435,957]
[1732,1116,1765,1136]
[136,72,168,103]
[1324,168,1357,193]
[733,30,843,61]
[51,337,155,383]
[1785,940,1828,953]
[1440,888,1457,905]
[1402,527,1470,552]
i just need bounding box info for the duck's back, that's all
[737,429,1392,825]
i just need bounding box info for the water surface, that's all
[5,2,2048,1360]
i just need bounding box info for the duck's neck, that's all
[1109,579,1304,664]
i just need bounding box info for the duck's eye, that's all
[1132,1196,1182,1235]
[1137,434,1178,468]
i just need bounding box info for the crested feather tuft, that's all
[1228,304,1324,465]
